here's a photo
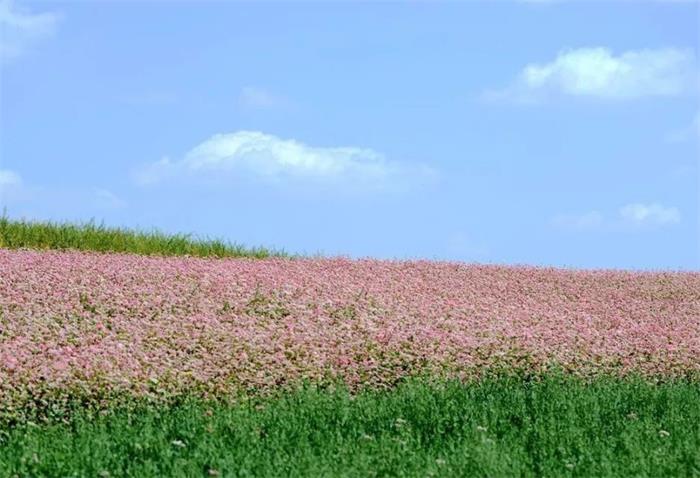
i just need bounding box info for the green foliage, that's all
[0,216,284,258]
[1,376,698,477]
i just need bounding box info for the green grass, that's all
[1,377,698,477]
[0,216,283,258]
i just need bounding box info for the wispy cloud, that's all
[485,47,696,103]
[1,179,130,218]
[0,169,25,207]
[0,0,60,63]
[135,131,435,191]
[0,169,21,190]
[554,203,681,230]
[94,188,127,210]
[619,203,681,226]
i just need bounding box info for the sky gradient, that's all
[1,0,698,269]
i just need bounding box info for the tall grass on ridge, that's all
[0,216,283,258]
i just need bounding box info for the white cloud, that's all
[619,203,681,225]
[0,169,24,207]
[554,203,681,230]
[552,211,604,230]
[135,130,435,190]
[0,0,60,63]
[0,168,21,190]
[486,47,696,102]
[238,87,288,109]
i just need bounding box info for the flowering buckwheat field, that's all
[1,228,700,477]
[2,249,699,409]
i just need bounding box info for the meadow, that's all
[0,219,699,477]
[0,216,282,259]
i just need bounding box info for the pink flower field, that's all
[1,249,699,409]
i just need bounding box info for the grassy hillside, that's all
[0,217,283,258]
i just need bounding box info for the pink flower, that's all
[0,249,697,409]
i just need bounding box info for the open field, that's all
[1,222,699,476]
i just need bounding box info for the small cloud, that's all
[94,188,126,209]
[619,203,680,226]
[552,211,604,230]
[485,47,696,103]
[0,169,29,205]
[238,86,289,110]
[0,0,60,63]
[134,130,436,191]
[135,157,174,186]
[0,169,21,190]
[554,203,681,230]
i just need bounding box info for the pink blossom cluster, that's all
[1,249,699,407]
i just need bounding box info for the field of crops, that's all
[1,221,699,476]
[2,248,699,411]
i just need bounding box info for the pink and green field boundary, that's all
[2,248,698,417]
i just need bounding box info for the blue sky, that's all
[1,0,698,269]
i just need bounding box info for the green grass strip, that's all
[0,216,284,258]
[1,376,698,477]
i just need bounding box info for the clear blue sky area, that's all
[1,0,698,269]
